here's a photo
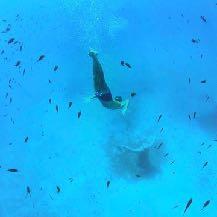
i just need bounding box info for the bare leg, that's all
[89,51,110,93]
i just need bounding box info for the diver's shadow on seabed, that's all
[106,140,164,180]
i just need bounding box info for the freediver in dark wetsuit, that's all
[88,50,129,114]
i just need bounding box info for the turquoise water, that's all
[1,0,217,216]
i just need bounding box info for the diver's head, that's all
[115,96,122,102]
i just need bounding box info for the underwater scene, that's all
[1,0,217,216]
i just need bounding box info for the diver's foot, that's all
[89,49,98,58]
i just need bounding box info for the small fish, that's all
[173,205,179,209]
[170,161,175,165]
[121,60,125,66]
[207,145,212,149]
[5,92,8,98]
[164,153,169,157]
[125,62,131,68]
[9,97,12,103]
[78,111,81,119]
[1,50,4,54]
[106,180,110,188]
[201,142,205,146]
[54,65,58,71]
[20,45,22,51]
[68,102,72,108]
[55,105,58,112]
[136,174,141,178]
[2,27,10,33]
[157,114,162,122]
[203,161,208,168]
[48,79,52,84]
[200,16,207,23]
[205,95,210,102]
[37,55,45,62]
[193,112,196,119]
[26,186,31,195]
[188,115,191,120]
[56,186,61,193]
[160,128,164,133]
[157,143,163,149]
[202,200,210,210]
[201,54,203,59]
[201,80,206,83]
[192,38,200,43]
[131,92,136,97]
[49,99,51,104]
[8,168,18,172]
[15,61,21,67]
[24,136,29,143]
[184,198,193,213]
[22,69,26,76]
[188,78,191,84]
[69,178,73,182]
[8,38,15,44]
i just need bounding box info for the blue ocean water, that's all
[1,0,217,216]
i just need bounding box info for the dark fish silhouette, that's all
[26,186,31,195]
[54,65,58,71]
[160,128,164,133]
[8,38,15,44]
[48,80,52,84]
[202,200,210,210]
[184,198,193,213]
[20,45,22,51]
[121,60,125,66]
[200,16,207,23]
[201,54,203,59]
[201,142,205,146]
[49,99,51,104]
[68,102,72,108]
[192,38,200,43]
[106,181,110,188]
[188,115,191,120]
[55,105,58,112]
[203,161,208,168]
[56,186,61,193]
[78,111,81,118]
[1,50,4,54]
[2,26,10,33]
[8,168,18,172]
[164,153,169,157]
[173,205,179,209]
[157,143,163,149]
[188,78,191,84]
[22,69,26,76]
[15,61,21,67]
[205,95,210,102]
[37,55,45,62]
[207,145,212,149]
[157,114,162,122]
[24,136,29,143]
[193,112,196,118]
[201,80,206,83]
[125,62,131,68]
[131,92,136,97]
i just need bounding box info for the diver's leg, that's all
[89,51,109,93]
